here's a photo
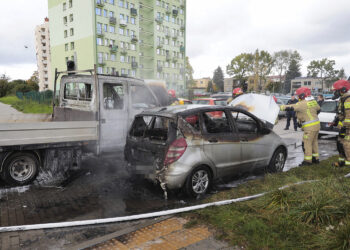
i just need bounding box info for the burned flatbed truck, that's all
[0,66,160,186]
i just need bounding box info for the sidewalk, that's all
[0,102,51,123]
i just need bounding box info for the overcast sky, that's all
[1,0,350,80]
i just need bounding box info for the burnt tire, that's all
[185,166,212,198]
[1,152,39,186]
[267,147,286,173]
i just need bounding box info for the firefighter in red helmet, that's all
[330,80,350,167]
[168,89,179,105]
[227,88,244,104]
[281,87,320,166]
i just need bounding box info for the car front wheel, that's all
[267,148,286,173]
[185,166,212,197]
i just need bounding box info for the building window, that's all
[63,2,66,10]
[124,1,128,8]
[120,55,125,62]
[165,15,169,22]
[157,49,160,55]
[64,30,68,38]
[97,23,102,33]
[111,54,116,61]
[97,37,103,45]
[105,53,109,61]
[70,42,75,50]
[131,70,136,77]
[70,28,74,36]
[103,9,107,17]
[65,57,69,62]
[119,0,124,7]
[109,0,114,4]
[104,38,109,46]
[65,43,68,51]
[98,67,103,74]
[104,24,108,32]
[69,14,73,22]
[109,11,114,17]
[69,0,72,8]
[96,8,102,15]
[156,0,160,6]
[119,28,124,35]
[109,26,115,33]
[63,16,67,25]
[131,17,135,24]
[130,43,136,50]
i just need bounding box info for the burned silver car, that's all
[124,105,287,197]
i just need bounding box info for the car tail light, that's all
[164,138,187,165]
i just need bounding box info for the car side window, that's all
[103,83,124,110]
[203,111,232,133]
[232,112,258,134]
[129,116,153,137]
[182,114,200,131]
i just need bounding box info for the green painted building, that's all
[48,0,186,94]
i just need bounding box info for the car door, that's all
[99,81,128,152]
[231,110,271,170]
[201,109,241,178]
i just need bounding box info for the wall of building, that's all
[290,77,323,94]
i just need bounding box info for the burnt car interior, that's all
[231,111,258,134]
[103,83,124,109]
[203,112,232,134]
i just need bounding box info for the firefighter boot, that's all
[312,157,320,164]
[299,161,312,167]
[332,161,345,168]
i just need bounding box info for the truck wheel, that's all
[1,152,39,186]
[185,166,212,197]
[266,147,286,173]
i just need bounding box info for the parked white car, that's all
[319,99,339,137]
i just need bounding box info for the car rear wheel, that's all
[1,152,39,186]
[185,166,212,197]
[267,148,286,173]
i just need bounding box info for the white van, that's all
[319,99,339,136]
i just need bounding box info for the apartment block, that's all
[35,17,52,91]
[290,77,323,94]
[48,0,186,94]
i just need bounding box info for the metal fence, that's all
[16,91,53,105]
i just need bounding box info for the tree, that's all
[273,50,302,93]
[0,74,10,97]
[254,49,274,91]
[27,71,39,92]
[226,53,254,91]
[213,66,224,92]
[284,59,302,94]
[185,56,195,88]
[307,58,336,91]
[206,80,214,93]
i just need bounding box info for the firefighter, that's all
[330,80,350,167]
[227,87,244,104]
[281,87,321,166]
[168,89,179,105]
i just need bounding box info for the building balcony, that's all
[172,35,177,40]
[43,60,48,64]
[109,45,118,53]
[172,57,178,63]
[131,62,138,68]
[109,17,117,24]
[120,19,127,26]
[166,55,171,61]
[98,58,105,65]
[155,17,163,23]
[180,25,185,31]
[180,46,185,53]
[166,9,171,15]
[130,8,137,16]
[97,30,104,37]
[157,66,163,72]
[165,32,170,38]
[156,43,163,48]
[180,3,185,9]
[131,35,138,43]
[172,9,178,16]
[96,0,104,7]
[120,48,128,55]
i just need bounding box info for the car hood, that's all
[229,94,279,126]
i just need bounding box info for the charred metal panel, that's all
[53,107,96,121]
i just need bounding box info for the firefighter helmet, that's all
[232,88,243,96]
[295,87,311,100]
[332,80,350,93]
[167,89,176,98]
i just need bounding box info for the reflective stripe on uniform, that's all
[312,153,319,157]
[302,120,320,128]
[346,161,350,166]
[344,102,350,109]
[339,157,345,162]
[307,100,318,107]
[304,156,312,161]
[339,121,344,127]
[303,135,308,139]
[345,136,350,140]
[344,119,350,123]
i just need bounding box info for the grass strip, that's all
[0,96,52,114]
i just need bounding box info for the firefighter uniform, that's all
[282,99,321,164]
[336,92,350,166]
